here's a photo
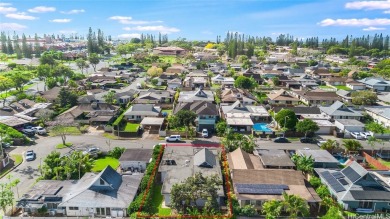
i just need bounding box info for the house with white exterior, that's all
[364,106,390,128]
[358,77,390,92]
[123,104,161,122]
[211,74,235,87]
[346,80,366,90]
[17,166,142,217]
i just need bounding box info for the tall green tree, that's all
[342,139,363,154]
[274,109,298,130]
[296,119,319,137]
[88,53,100,72]
[75,58,89,74]
[0,76,13,104]
[234,76,256,90]
[57,87,78,107]
[170,172,222,213]
[0,176,20,216]
[291,154,314,174]
[351,90,377,105]
[262,200,283,219]
[282,193,310,219]
[103,91,116,105]
[8,71,30,91]
[365,122,385,134]
[320,139,339,154]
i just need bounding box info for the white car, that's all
[32,126,47,135]
[351,132,363,140]
[165,135,181,142]
[201,129,208,138]
[360,132,372,139]
[25,150,35,161]
[82,147,100,156]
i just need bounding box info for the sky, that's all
[0,0,389,41]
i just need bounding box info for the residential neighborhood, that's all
[0,16,389,219]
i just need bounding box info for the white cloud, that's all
[0,22,27,30]
[0,6,17,14]
[385,10,390,13]
[345,0,390,10]
[318,18,390,26]
[117,33,141,39]
[119,20,163,25]
[109,16,132,21]
[123,25,180,34]
[28,6,56,13]
[59,30,77,34]
[0,3,12,6]
[363,26,386,31]
[49,19,71,23]
[61,9,85,14]
[5,12,37,20]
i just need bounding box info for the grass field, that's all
[334,85,352,91]
[162,109,172,116]
[49,126,82,136]
[55,143,73,149]
[150,184,171,216]
[92,157,119,172]
[123,123,139,132]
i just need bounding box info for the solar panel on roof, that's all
[321,171,346,192]
[341,166,361,182]
[338,178,349,185]
[331,172,344,179]
[235,183,289,190]
[236,188,284,195]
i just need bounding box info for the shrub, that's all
[309,176,322,189]
[108,147,125,159]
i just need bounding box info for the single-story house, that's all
[267,89,300,105]
[335,119,365,137]
[297,149,339,168]
[346,80,366,90]
[133,90,173,104]
[123,104,161,122]
[272,106,323,120]
[336,90,353,103]
[358,77,390,92]
[17,166,142,217]
[312,119,335,135]
[178,88,214,103]
[291,90,341,106]
[158,147,224,206]
[211,74,235,87]
[153,47,186,56]
[231,169,321,209]
[364,106,390,128]
[39,87,62,103]
[319,101,363,120]
[119,148,153,172]
[167,78,182,90]
[323,77,348,86]
[315,162,390,213]
[220,88,256,105]
[256,149,295,169]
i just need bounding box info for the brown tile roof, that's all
[267,89,299,101]
[232,169,305,185]
[294,90,341,101]
[227,148,254,170]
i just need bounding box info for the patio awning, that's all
[226,118,254,126]
[140,117,164,126]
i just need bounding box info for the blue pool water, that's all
[253,123,272,132]
[334,155,348,164]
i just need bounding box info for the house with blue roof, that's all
[315,161,390,213]
[319,101,363,121]
[358,77,390,92]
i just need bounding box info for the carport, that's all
[140,117,165,134]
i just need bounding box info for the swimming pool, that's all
[253,123,272,133]
[334,155,348,164]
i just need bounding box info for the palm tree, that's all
[292,154,314,175]
[367,136,379,157]
[282,192,310,219]
[342,139,363,154]
[320,139,339,154]
[262,200,282,219]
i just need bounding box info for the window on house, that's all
[358,201,373,209]
[69,207,79,210]
[100,178,104,185]
[286,101,292,104]
[106,208,111,215]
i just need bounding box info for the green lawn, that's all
[0,154,23,178]
[49,126,82,136]
[319,86,334,89]
[92,157,119,172]
[334,85,352,91]
[159,56,179,64]
[55,143,73,149]
[150,184,171,216]
[123,123,139,132]
[378,158,390,168]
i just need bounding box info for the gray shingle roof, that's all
[124,104,161,116]
[319,101,362,117]
[194,148,216,167]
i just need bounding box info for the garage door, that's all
[118,210,124,217]
[111,210,117,217]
